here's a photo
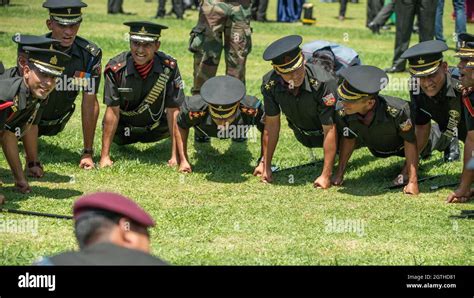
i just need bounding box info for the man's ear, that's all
[441,61,448,74]
[46,19,53,31]
[18,54,27,68]
[23,64,31,79]
[155,41,161,52]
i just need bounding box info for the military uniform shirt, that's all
[177,94,264,137]
[410,71,466,141]
[40,34,102,122]
[262,63,338,131]
[0,77,45,133]
[104,51,184,128]
[462,89,474,132]
[0,65,19,79]
[338,95,416,154]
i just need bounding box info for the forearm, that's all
[176,126,189,161]
[2,131,25,182]
[404,141,419,183]
[415,123,430,155]
[336,137,356,175]
[166,108,179,158]
[82,94,100,150]
[459,136,474,191]
[22,125,39,162]
[101,107,119,158]
[263,122,280,166]
[321,124,337,177]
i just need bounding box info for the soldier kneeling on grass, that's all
[99,21,184,168]
[333,65,420,195]
[175,75,264,173]
[0,47,70,193]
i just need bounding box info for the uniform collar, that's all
[126,52,163,78]
[345,96,385,124]
[445,72,457,98]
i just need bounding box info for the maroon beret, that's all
[73,192,155,228]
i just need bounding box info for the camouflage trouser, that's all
[189,0,252,94]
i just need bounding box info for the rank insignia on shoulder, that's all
[399,118,412,132]
[241,106,258,117]
[386,106,399,117]
[309,78,319,87]
[189,111,206,120]
[322,93,336,106]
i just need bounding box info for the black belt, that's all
[39,104,75,127]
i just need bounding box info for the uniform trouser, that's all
[367,0,385,26]
[340,0,349,17]
[288,122,325,148]
[251,0,269,20]
[372,2,394,26]
[392,0,437,70]
[108,0,124,13]
[435,0,467,41]
[421,122,460,154]
[157,0,184,17]
[0,0,10,5]
[113,117,170,145]
[189,0,252,95]
[38,105,76,137]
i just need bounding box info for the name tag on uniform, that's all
[118,88,133,93]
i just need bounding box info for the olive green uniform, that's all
[103,51,184,145]
[0,65,20,79]
[177,94,264,138]
[411,70,466,148]
[37,34,102,137]
[462,88,474,132]
[262,63,338,148]
[337,95,416,158]
[0,77,45,135]
[37,242,168,265]
[189,0,252,94]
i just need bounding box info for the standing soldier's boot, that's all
[444,138,460,162]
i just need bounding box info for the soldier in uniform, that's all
[188,0,252,95]
[0,47,70,193]
[175,75,264,173]
[401,40,465,164]
[333,65,420,194]
[0,35,60,80]
[253,35,339,189]
[36,192,168,265]
[99,21,184,168]
[447,33,474,203]
[16,0,103,177]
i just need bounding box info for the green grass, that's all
[0,0,473,265]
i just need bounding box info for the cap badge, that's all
[50,55,58,65]
[139,26,147,34]
[417,58,425,65]
[67,8,72,14]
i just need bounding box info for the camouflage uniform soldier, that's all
[188,0,252,94]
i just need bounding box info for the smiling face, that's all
[458,58,474,88]
[130,40,160,65]
[46,19,80,48]
[23,64,57,100]
[418,62,447,97]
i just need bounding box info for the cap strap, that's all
[409,58,442,68]
[209,103,239,119]
[29,58,65,71]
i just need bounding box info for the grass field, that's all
[0,0,473,265]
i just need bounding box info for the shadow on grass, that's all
[113,138,172,165]
[36,139,80,166]
[0,186,82,210]
[192,139,255,183]
[0,167,72,184]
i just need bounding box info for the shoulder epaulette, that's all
[75,36,101,57]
